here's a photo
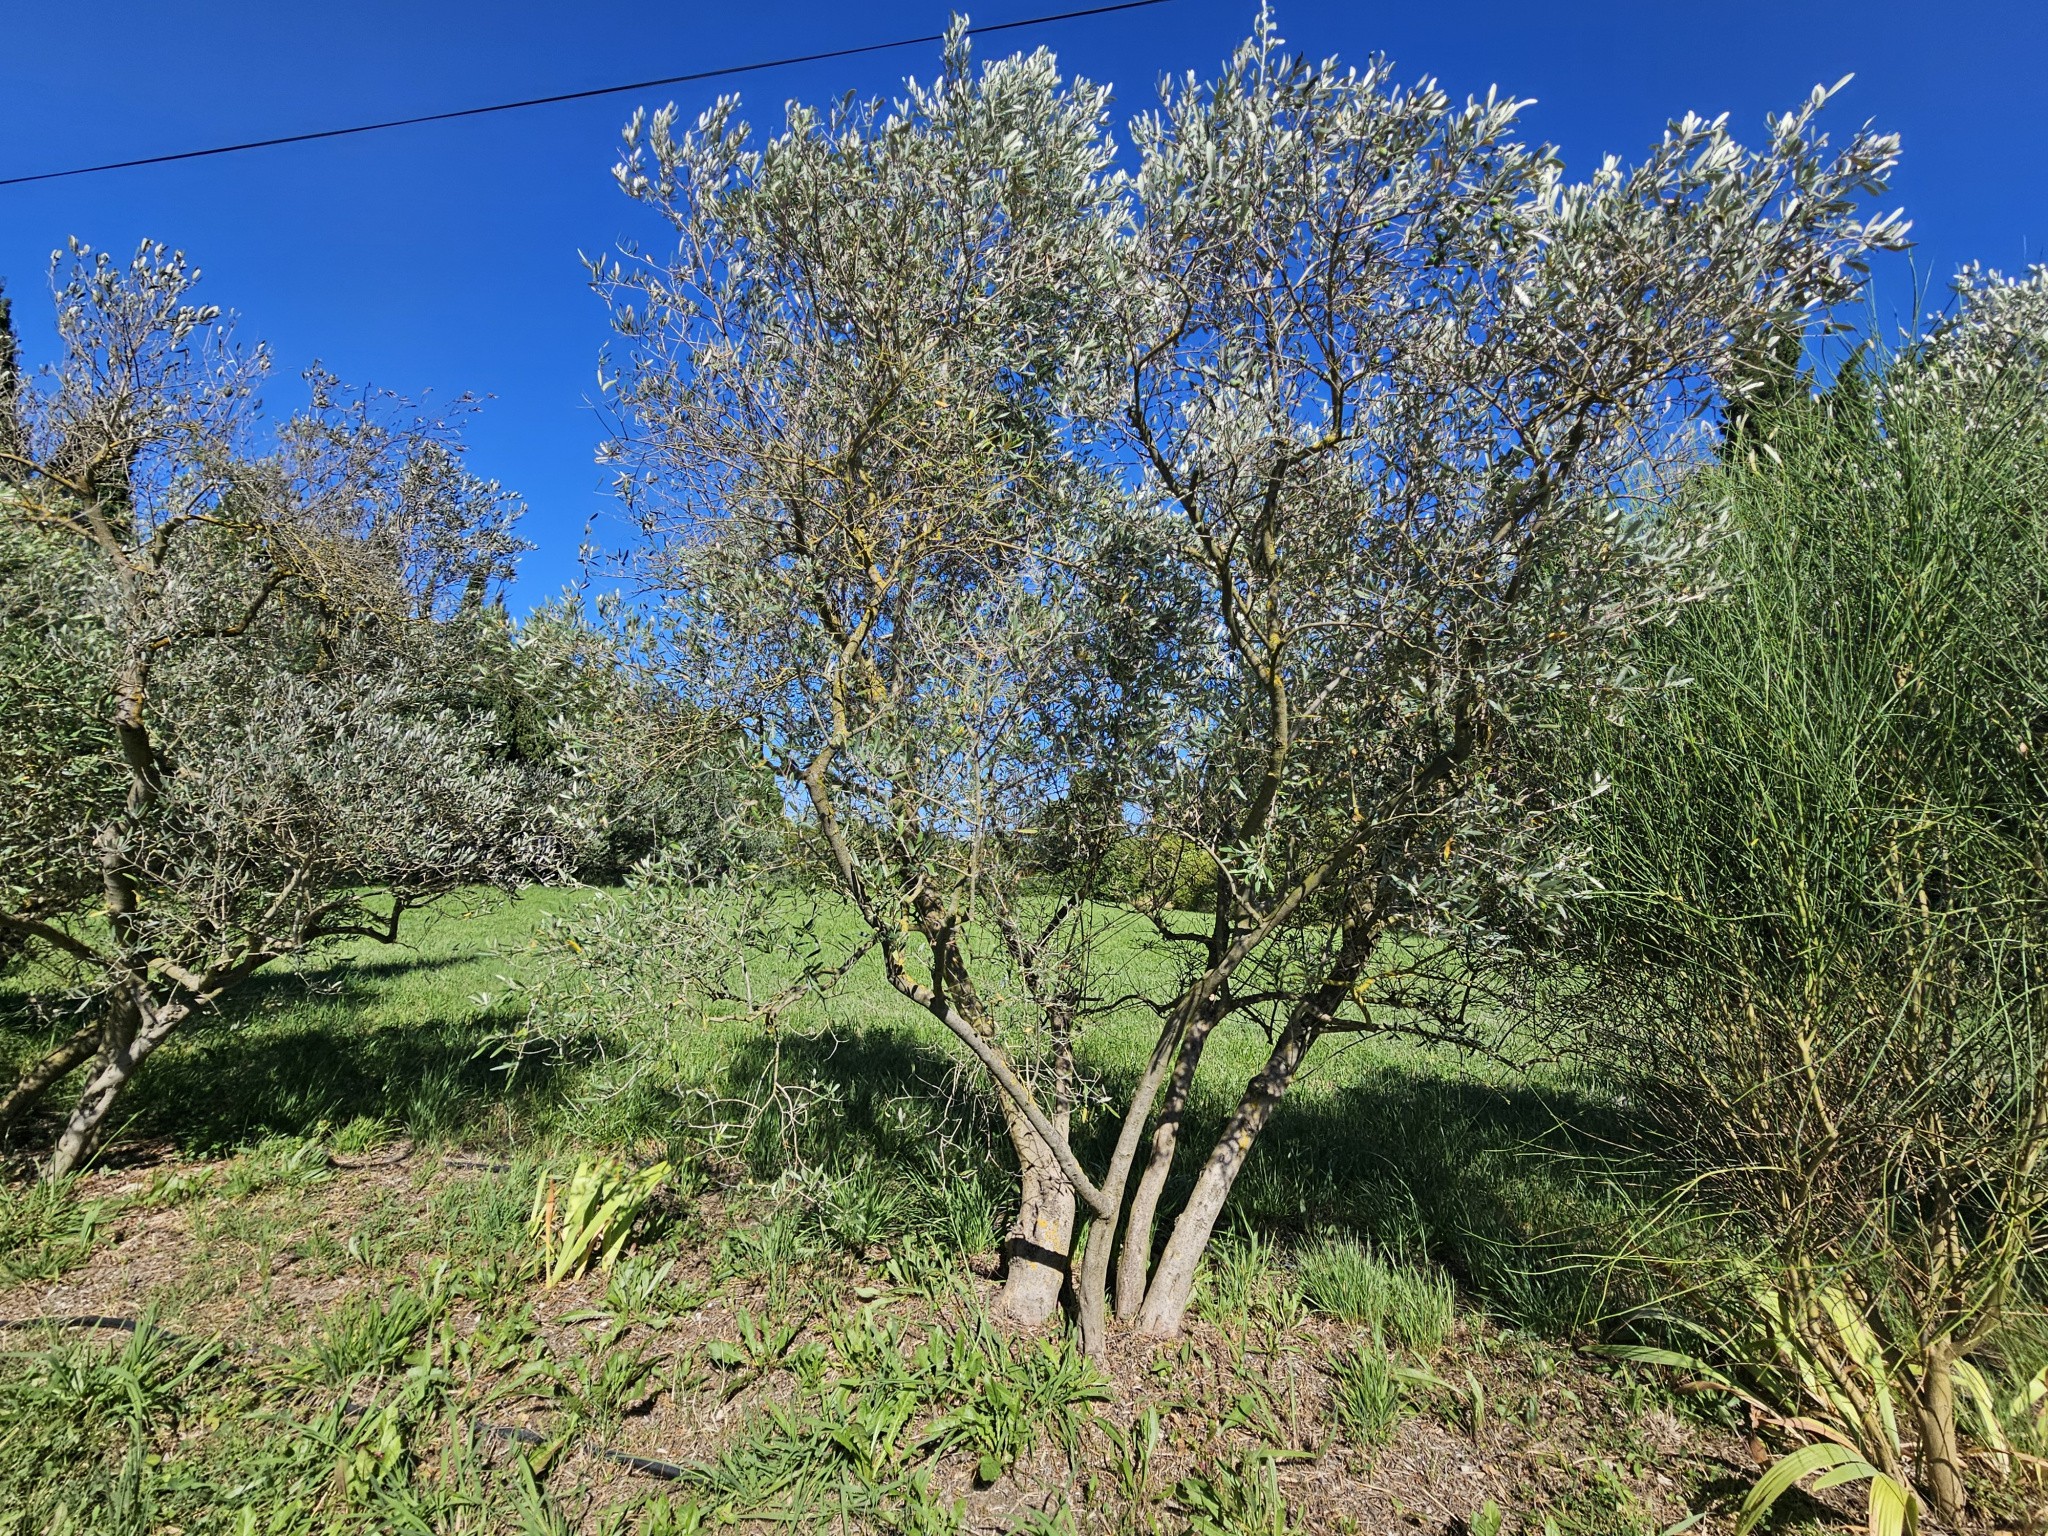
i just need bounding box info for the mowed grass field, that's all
[0,887,1762,1536]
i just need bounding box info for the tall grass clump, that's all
[1296,1235,1456,1354]
[1557,283,2048,1527]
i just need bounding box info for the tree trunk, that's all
[1115,1010,1219,1319]
[45,988,181,1180]
[0,1021,100,1138]
[1134,1014,1319,1337]
[995,1092,1074,1326]
[1916,1341,1966,1526]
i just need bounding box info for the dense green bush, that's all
[1559,281,2048,1522]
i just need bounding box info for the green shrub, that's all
[1558,289,2048,1524]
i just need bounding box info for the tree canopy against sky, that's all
[595,15,1907,1345]
[0,244,573,1175]
[0,0,2037,597]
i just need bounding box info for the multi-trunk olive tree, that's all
[0,243,572,1176]
[598,16,1905,1346]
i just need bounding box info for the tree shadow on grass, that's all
[712,1023,1665,1334]
[637,1023,1019,1186]
[2,951,580,1161]
[10,938,1675,1340]
[1203,1064,1669,1332]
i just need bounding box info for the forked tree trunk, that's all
[1115,1010,1219,1319]
[45,988,183,1180]
[995,1093,1074,1326]
[1134,1014,1318,1336]
[1916,1340,1966,1526]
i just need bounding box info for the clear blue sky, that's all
[3,1,2042,604]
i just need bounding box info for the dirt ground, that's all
[0,1135,1827,1536]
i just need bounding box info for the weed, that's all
[331,1113,394,1155]
[718,1201,816,1309]
[289,1281,440,1384]
[0,1177,108,1284]
[221,1133,334,1198]
[562,1340,661,1423]
[1105,1405,1164,1510]
[1327,1341,1405,1446]
[929,1164,1001,1257]
[429,1158,537,1266]
[808,1157,915,1254]
[404,1063,485,1144]
[1198,1225,1281,1330]
[1176,1450,1302,1536]
[1010,1502,1081,1536]
[0,1309,217,1438]
[1547,1459,1655,1536]
[1296,1234,1457,1353]
[919,1322,1110,1481]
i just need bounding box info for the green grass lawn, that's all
[0,885,1885,1533]
[4,884,1643,1338]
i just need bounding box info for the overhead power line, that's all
[0,0,1173,189]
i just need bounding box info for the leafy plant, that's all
[1176,1450,1301,1536]
[0,243,570,1178]
[556,1329,661,1423]
[0,1309,216,1437]
[0,1176,107,1283]
[1734,1441,1917,1536]
[527,1156,669,1286]
[1564,309,2048,1524]
[290,1282,441,1385]
[1326,1342,1405,1446]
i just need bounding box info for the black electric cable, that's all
[0,0,1172,190]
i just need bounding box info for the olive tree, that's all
[1092,25,1907,1339]
[0,243,571,1175]
[597,32,1144,1324]
[491,596,777,883]
[600,17,1905,1346]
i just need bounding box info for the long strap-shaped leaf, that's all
[1862,1473,1918,1536]
[1952,1358,2011,1475]
[1735,1442,1874,1536]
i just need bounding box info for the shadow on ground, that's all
[4,952,1670,1335]
[0,952,572,1160]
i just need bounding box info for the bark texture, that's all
[1916,1342,1966,1526]
[1135,1014,1318,1336]
[999,1107,1076,1326]
[46,988,185,1178]
[0,1021,99,1137]
[1114,1011,1218,1319]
